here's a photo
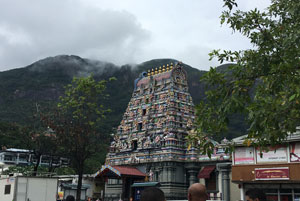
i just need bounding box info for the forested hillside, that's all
[0,55,245,144]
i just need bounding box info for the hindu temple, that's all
[96,62,231,201]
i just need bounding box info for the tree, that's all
[45,75,112,201]
[0,122,23,149]
[191,0,300,155]
[0,113,60,176]
[21,126,57,176]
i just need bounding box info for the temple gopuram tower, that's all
[109,62,194,161]
[97,62,230,201]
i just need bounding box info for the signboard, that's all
[256,145,288,163]
[255,167,289,180]
[290,142,300,162]
[58,192,64,200]
[234,147,255,165]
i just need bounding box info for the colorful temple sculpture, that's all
[97,62,231,201]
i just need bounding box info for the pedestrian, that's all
[245,189,266,201]
[188,183,208,201]
[66,195,75,201]
[140,187,166,201]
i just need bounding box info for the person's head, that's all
[245,189,266,201]
[66,195,75,201]
[188,183,208,201]
[140,187,165,201]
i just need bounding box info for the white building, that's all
[0,148,69,171]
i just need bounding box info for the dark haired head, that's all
[140,187,165,201]
[245,189,266,201]
[66,195,75,201]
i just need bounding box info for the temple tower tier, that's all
[101,62,230,201]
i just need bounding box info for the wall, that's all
[229,172,240,201]
[0,177,15,201]
[232,163,300,182]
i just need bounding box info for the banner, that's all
[234,147,254,164]
[255,167,289,180]
[256,145,287,163]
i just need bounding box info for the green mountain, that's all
[0,55,245,141]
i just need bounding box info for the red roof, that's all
[198,166,215,179]
[95,165,146,178]
[113,166,146,177]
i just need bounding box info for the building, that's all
[231,130,300,201]
[97,62,238,201]
[0,148,69,171]
[57,174,105,200]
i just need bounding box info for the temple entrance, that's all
[95,165,146,201]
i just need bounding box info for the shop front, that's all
[231,133,300,201]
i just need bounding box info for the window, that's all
[4,185,11,194]
[4,155,13,161]
[132,140,138,151]
[138,123,143,131]
[143,109,147,116]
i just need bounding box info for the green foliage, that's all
[45,75,112,201]
[54,167,76,175]
[2,165,50,176]
[0,122,24,148]
[192,0,300,154]
[83,147,108,174]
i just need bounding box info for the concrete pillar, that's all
[17,153,19,164]
[171,167,176,182]
[240,184,244,201]
[188,169,198,186]
[217,163,231,201]
[158,167,163,182]
[163,165,168,182]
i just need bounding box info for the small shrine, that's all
[99,62,230,201]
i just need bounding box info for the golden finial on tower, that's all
[147,69,151,76]
[158,66,162,74]
[162,66,166,72]
[166,66,169,71]
[155,67,158,75]
[151,68,155,75]
[170,63,173,70]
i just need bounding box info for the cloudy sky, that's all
[0,0,270,72]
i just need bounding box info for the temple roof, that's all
[95,164,146,178]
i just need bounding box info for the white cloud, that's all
[0,0,150,71]
[0,0,270,71]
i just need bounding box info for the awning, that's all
[131,182,161,188]
[95,165,146,178]
[198,166,216,179]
